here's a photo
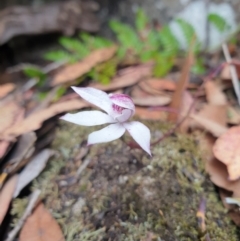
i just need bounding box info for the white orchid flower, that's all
[60,87,151,155]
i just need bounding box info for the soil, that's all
[12,120,239,240]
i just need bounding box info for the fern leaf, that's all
[207,13,229,32]
[159,26,179,54]
[59,37,89,58]
[135,8,148,31]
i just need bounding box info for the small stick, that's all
[76,158,92,177]
[5,189,41,241]
[222,43,240,105]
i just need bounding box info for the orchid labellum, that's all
[60,87,151,155]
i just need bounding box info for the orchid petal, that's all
[123,121,151,156]
[71,86,112,115]
[87,123,125,145]
[60,111,116,126]
[109,94,135,112]
[115,109,133,122]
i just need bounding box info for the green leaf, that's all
[54,87,67,101]
[159,26,179,55]
[23,66,45,79]
[191,58,206,75]
[140,50,156,62]
[146,30,161,50]
[153,55,174,77]
[207,13,229,32]
[43,50,72,62]
[135,8,148,31]
[109,20,142,52]
[23,66,47,87]
[59,37,89,57]
[37,91,48,101]
[176,19,196,45]
[80,33,112,49]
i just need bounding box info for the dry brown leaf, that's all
[204,80,227,105]
[0,175,18,225]
[206,158,240,198]
[197,104,227,127]
[199,133,240,198]
[0,105,25,159]
[191,113,228,137]
[144,78,177,91]
[19,203,65,241]
[4,132,37,174]
[179,91,195,132]
[132,96,171,106]
[138,81,165,95]
[131,85,150,98]
[213,126,240,181]
[3,99,88,138]
[0,141,12,160]
[221,63,240,80]
[0,83,15,99]
[0,101,24,134]
[90,64,153,91]
[52,46,117,86]
[168,50,193,122]
[135,107,167,120]
[14,149,54,197]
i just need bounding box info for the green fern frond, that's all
[109,20,143,52]
[176,19,196,45]
[59,37,89,58]
[44,50,75,63]
[159,26,179,55]
[79,32,113,49]
[135,8,149,31]
[207,13,229,32]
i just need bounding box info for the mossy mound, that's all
[13,121,239,240]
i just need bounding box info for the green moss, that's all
[13,121,239,240]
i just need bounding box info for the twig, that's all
[5,189,41,241]
[76,158,92,177]
[222,43,240,105]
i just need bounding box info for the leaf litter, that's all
[1,12,240,240]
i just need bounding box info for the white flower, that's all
[60,87,151,155]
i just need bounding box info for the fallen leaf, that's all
[204,80,227,105]
[132,96,171,106]
[0,141,12,160]
[213,126,240,181]
[221,62,240,80]
[4,132,37,174]
[191,113,228,137]
[0,101,23,134]
[90,64,153,91]
[3,99,88,138]
[179,91,195,132]
[0,173,8,188]
[0,106,25,159]
[135,107,167,120]
[168,50,193,122]
[0,83,15,99]
[206,157,240,198]
[52,46,117,86]
[144,78,176,91]
[0,175,18,225]
[14,149,55,198]
[196,104,227,127]
[19,203,65,241]
[138,81,166,95]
